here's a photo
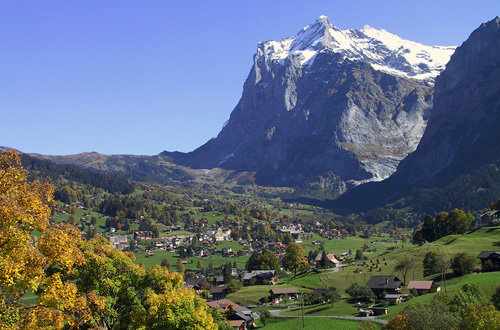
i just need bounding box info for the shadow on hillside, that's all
[429,272,474,285]
[445,238,457,245]
[305,306,330,315]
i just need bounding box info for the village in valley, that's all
[52,186,500,329]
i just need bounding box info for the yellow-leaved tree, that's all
[0,151,228,329]
[0,150,92,329]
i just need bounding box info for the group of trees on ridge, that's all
[21,153,134,195]
[412,209,475,244]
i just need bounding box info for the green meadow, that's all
[255,316,382,329]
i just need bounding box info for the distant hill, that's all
[20,153,135,195]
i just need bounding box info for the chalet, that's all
[107,234,128,250]
[215,276,225,286]
[185,277,209,295]
[366,276,404,298]
[242,270,276,286]
[228,320,245,330]
[269,287,299,302]
[314,253,339,267]
[134,231,153,240]
[277,228,301,238]
[358,309,374,317]
[207,299,253,330]
[207,299,242,313]
[222,247,233,256]
[480,210,500,226]
[371,307,389,315]
[477,251,500,271]
[384,294,403,305]
[213,230,225,242]
[296,232,313,240]
[407,281,441,295]
[211,286,229,300]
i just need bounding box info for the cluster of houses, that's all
[358,252,500,317]
[357,275,441,316]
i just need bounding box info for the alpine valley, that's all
[5,14,500,330]
[17,16,500,220]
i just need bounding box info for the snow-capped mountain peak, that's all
[260,16,456,82]
[168,15,452,191]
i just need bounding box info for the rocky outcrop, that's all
[393,17,500,185]
[332,17,500,214]
[167,16,453,192]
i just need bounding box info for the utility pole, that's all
[302,292,305,328]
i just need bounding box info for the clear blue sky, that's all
[1,1,499,155]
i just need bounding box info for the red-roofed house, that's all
[407,281,441,295]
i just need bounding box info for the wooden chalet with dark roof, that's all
[211,285,229,300]
[477,251,500,271]
[269,287,299,301]
[366,275,404,298]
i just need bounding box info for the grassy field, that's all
[314,226,500,292]
[300,232,402,257]
[377,270,500,320]
[282,299,360,317]
[226,226,500,317]
[134,250,251,270]
[226,284,312,306]
[255,317,381,329]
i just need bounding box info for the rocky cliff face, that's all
[393,17,500,185]
[166,16,454,192]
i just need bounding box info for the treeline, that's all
[328,158,500,226]
[21,153,134,194]
[99,192,181,233]
[404,160,500,216]
[194,200,272,221]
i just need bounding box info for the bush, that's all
[451,253,476,276]
[346,283,375,303]
[259,310,274,325]
[304,292,323,305]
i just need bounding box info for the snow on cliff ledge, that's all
[258,15,456,82]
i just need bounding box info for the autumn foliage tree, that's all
[247,249,280,272]
[0,151,228,329]
[0,151,90,328]
[283,243,309,277]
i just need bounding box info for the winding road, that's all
[267,308,388,324]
